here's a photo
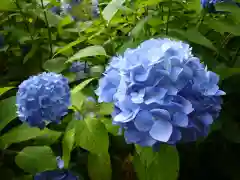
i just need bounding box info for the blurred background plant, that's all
[1,0,240,179]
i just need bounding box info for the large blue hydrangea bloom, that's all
[201,0,240,13]
[16,72,71,128]
[34,169,79,180]
[96,38,225,147]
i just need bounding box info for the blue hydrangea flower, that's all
[56,156,65,169]
[61,0,99,20]
[96,38,225,147]
[51,6,61,14]
[16,72,71,129]
[69,61,89,81]
[201,0,240,13]
[69,61,87,73]
[91,0,100,18]
[74,111,83,120]
[34,169,78,180]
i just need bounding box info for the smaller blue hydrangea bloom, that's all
[51,6,61,15]
[56,156,65,169]
[74,111,83,120]
[16,72,71,128]
[69,61,87,73]
[69,61,89,81]
[201,0,240,13]
[96,38,225,147]
[34,169,79,180]
[91,0,100,18]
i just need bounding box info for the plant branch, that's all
[40,0,53,57]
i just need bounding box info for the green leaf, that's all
[205,19,240,36]
[33,129,62,146]
[187,0,201,13]
[215,2,240,20]
[0,0,16,11]
[98,103,114,115]
[170,28,216,51]
[130,17,148,38]
[88,153,112,180]
[0,96,17,132]
[214,65,240,80]
[71,91,85,111]
[0,87,14,96]
[0,124,61,149]
[71,78,96,94]
[43,57,67,73]
[67,45,107,63]
[23,44,38,63]
[62,121,76,168]
[15,146,57,174]
[100,118,120,136]
[133,145,179,180]
[102,0,126,23]
[54,37,86,56]
[75,118,109,154]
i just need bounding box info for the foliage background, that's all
[1,0,240,179]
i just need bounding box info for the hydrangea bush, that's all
[1,0,240,179]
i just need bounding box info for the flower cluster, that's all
[201,0,240,13]
[60,0,99,20]
[96,38,225,147]
[69,61,89,80]
[16,72,71,129]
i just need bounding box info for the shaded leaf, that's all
[133,145,179,180]
[88,153,112,180]
[0,96,17,132]
[15,146,57,174]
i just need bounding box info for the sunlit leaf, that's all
[102,0,126,23]
[67,45,107,63]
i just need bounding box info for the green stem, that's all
[165,3,171,35]
[15,0,34,41]
[231,47,240,67]
[40,0,53,57]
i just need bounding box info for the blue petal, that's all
[198,113,213,125]
[134,110,154,131]
[124,128,143,144]
[150,108,171,121]
[114,109,139,123]
[170,67,182,81]
[149,120,173,142]
[172,112,189,127]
